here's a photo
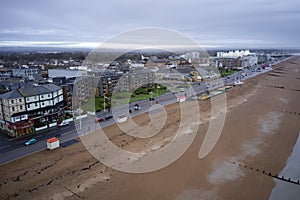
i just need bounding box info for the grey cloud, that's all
[0,0,299,48]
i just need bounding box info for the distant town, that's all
[0,49,293,138]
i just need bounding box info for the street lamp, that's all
[149,91,154,105]
[103,94,107,112]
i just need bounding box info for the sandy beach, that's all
[0,56,300,200]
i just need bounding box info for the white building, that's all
[215,50,258,69]
[12,68,39,78]
[217,50,254,58]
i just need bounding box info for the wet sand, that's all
[1,57,300,200]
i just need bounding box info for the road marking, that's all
[47,130,57,135]
[15,140,26,145]
[0,145,9,150]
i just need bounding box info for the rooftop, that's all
[0,89,23,99]
[0,83,62,99]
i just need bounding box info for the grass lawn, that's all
[81,84,169,112]
[130,89,168,102]
[81,96,111,112]
[219,69,236,77]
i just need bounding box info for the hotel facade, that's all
[0,84,64,137]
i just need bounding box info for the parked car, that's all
[95,118,104,123]
[105,115,113,120]
[58,121,69,127]
[25,138,37,146]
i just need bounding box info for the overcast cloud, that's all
[0,0,299,49]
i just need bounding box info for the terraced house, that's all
[0,84,64,137]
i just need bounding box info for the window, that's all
[48,94,51,97]
[19,99,22,102]
[41,95,44,98]
[20,105,23,110]
[12,107,15,112]
[35,103,38,106]
[42,102,44,105]
[11,100,14,104]
[27,104,30,108]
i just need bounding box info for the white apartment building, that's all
[12,67,39,77]
[215,50,258,69]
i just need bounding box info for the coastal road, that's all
[0,63,276,165]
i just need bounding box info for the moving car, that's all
[58,121,69,127]
[234,80,244,85]
[105,115,113,120]
[134,104,140,110]
[95,118,104,123]
[25,138,37,146]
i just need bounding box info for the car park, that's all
[25,138,37,146]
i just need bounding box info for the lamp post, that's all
[149,91,154,105]
[156,85,160,96]
[156,85,160,103]
[103,94,106,112]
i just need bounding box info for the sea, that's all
[269,132,300,200]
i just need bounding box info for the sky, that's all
[0,0,300,49]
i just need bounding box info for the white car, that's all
[58,121,69,127]
[234,80,244,85]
